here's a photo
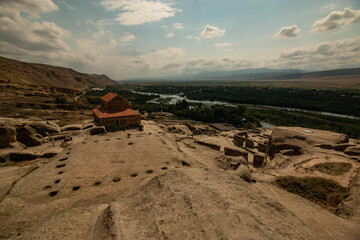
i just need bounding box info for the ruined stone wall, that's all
[99,115,141,129]
[195,141,221,151]
[224,147,248,160]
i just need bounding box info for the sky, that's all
[0,0,359,80]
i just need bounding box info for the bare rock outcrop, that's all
[345,146,360,156]
[28,122,60,136]
[16,125,42,147]
[0,126,16,148]
[90,126,107,135]
[61,124,82,131]
[10,151,39,162]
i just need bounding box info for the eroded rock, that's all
[16,125,42,147]
[345,146,360,156]
[90,126,107,135]
[28,122,60,136]
[0,126,16,148]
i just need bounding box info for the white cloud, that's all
[274,25,301,39]
[312,7,360,33]
[57,0,75,10]
[173,22,184,29]
[119,32,136,45]
[0,2,69,53]
[99,0,181,25]
[276,36,360,69]
[165,32,175,38]
[0,0,58,18]
[214,42,234,48]
[200,25,226,39]
[186,34,200,41]
[321,3,336,12]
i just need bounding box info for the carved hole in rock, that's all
[161,167,168,170]
[68,148,72,151]
[106,139,110,141]
[117,138,121,140]
[66,152,70,155]
[49,191,58,197]
[128,142,133,145]
[59,157,67,162]
[131,173,137,177]
[58,171,63,175]
[113,177,121,182]
[72,186,80,191]
[94,181,101,186]
[56,164,66,168]
[55,180,60,184]
[0,157,6,163]
[146,170,153,174]
[182,161,191,167]
[44,185,51,189]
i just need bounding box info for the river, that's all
[134,91,360,120]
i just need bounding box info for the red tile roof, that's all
[93,106,140,119]
[101,92,118,103]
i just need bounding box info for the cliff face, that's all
[0,55,116,90]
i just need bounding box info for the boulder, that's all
[90,126,107,135]
[61,124,82,131]
[16,125,42,147]
[10,151,39,162]
[28,122,60,136]
[344,146,360,156]
[0,126,16,148]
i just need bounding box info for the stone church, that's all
[93,92,141,129]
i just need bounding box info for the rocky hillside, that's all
[0,116,359,239]
[0,56,116,90]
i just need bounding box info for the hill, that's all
[0,118,359,239]
[263,68,360,80]
[0,55,116,90]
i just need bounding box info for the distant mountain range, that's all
[123,67,360,82]
[0,56,116,91]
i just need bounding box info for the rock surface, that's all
[0,126,16,148]
[0,122,359,240]
[16,125,42,147]
[61,124,82,131]
[28,122,61,136]
[90,126,107,135]
[345,146,360,156]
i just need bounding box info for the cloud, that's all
[200,25,226,39]
[276,36,360,69]
[119,32,136,45]
[214,42,234,48]
[173,22,184,29]
[0,0,58,18]
[312,7,360,33]
[274,25,301,39]
[186,34,200,41]
[0,3,69,53]
[57,0,75,10]
[165,32,175,38]
[99,0,181,25]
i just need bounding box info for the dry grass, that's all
[275,176,348,213]
[312,162,352,176]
